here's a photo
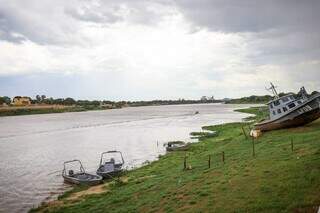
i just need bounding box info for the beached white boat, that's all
[254,83,320,131]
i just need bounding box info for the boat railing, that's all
[63,159,86,176]
[99,151,125,166]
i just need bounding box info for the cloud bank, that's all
[0,0,319,100]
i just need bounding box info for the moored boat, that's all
[96,151,125,179]
[62,160,102,185]
[165,141,190,151]
[254,83,320,132]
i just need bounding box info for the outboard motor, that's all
[68,170,74,176]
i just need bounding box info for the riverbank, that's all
[32,107,320,212]
[0,105,117,117]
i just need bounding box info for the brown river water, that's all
[0,103,254,212]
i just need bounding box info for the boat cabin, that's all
[267,94,305,120]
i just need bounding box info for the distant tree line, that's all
[0,96,11,105]
[1,94,223,108]
[225,91,319,104]
[30,95,222,107]
[225,95,273,104]
[127,99,222,107]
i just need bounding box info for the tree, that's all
[53,98,64,105]
[36,95,41,103]
[41,95,46,101]
[91,100,100,106]
[63,98,76,105]
[44,97,54,105]
[0,96,11,105]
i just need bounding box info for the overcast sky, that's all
[0,0,319,100]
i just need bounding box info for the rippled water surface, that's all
[0,103,253,212]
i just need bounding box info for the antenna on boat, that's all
[266,82,279,98]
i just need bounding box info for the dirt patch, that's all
[66,176,131,201]
[37,184,109,212]
[67,184,108,201]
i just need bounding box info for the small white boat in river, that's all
[165,141,190,151]
[62,160,102,185]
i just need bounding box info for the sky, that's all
[0,0,319,101]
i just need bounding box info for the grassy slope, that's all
[34,107,320,213]
[0,107,86,116]
[0,105,116,117]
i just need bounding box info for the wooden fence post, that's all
[242,126,248,139]
[183,156,187,170]
[222,151,225,163]
[208,155,211,168]
[252,137,255,157]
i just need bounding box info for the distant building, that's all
[12,96,31,106]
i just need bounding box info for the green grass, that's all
[32,107,320,213]
[0,105,115,117]
[0,107,86,116]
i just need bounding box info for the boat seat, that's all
[103,162,115,172]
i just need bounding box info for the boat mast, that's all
[267,82,279,98]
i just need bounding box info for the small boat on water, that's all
[254,83,320,132]
[166,141,190,151]
[62,160,102,185]
[96,151,125,179]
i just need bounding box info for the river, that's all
[0,103,254,212]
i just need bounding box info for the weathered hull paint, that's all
[254,95,320,131]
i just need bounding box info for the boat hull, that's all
[97,169,123,179]
[254,95,320,131]
[63,173,103,186]
[166,144,190,151]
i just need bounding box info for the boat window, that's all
[283,107,288,112]
[288,102,296,109]
[277,109,282,114]
[274,100,280,106]
[281,97,289,102]
[272,111,276,115]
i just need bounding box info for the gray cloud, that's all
[66,0,176,26]
[175,0,320,64]
[0,0,85,45]
[175,0,320,33]
[64,2,122,24]
[0,13,26,43]
[0,0,319,99]
[0,0,175,45]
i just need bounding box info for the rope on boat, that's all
[48,170,62,175]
